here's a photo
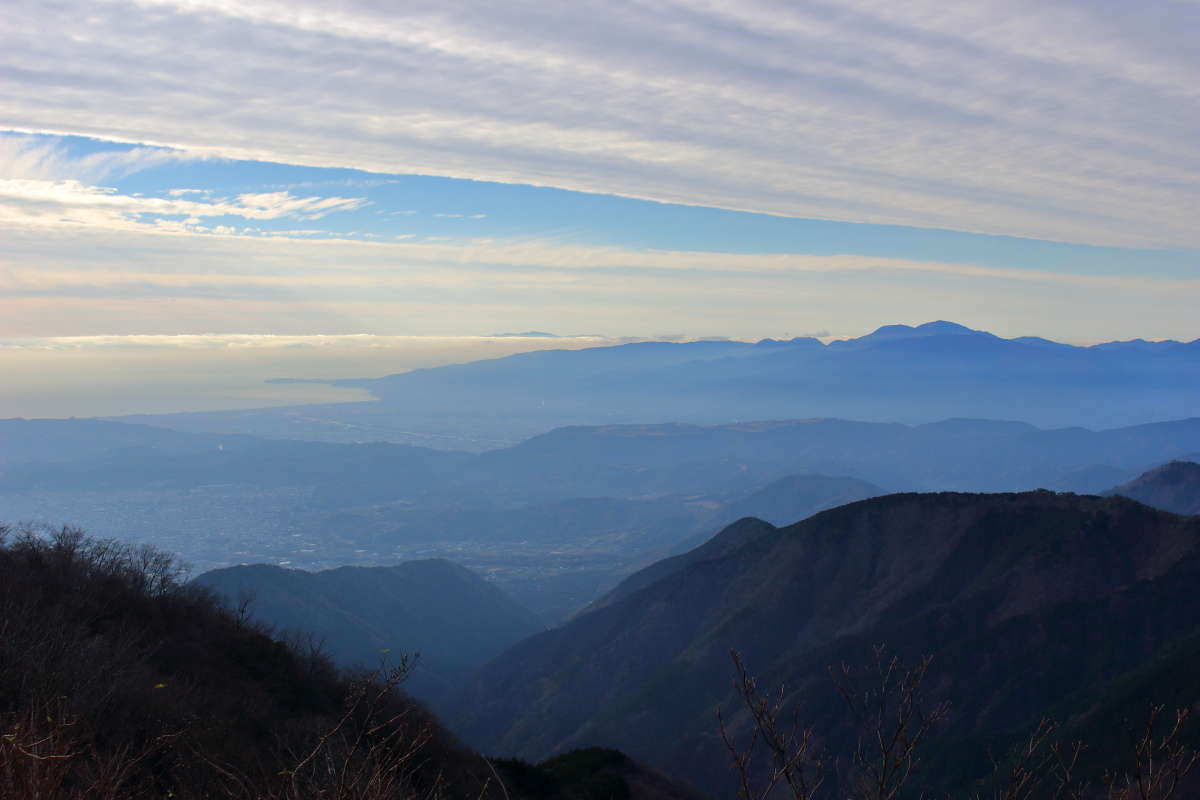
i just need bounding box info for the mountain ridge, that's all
[451,490,1200,795]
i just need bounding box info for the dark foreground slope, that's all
[452,492,1200,794]
[0,525,693,800]
[0,524,485,799]
[194,559,543,706]
[1106,461,1200,515]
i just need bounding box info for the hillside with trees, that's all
[0,524,691,800]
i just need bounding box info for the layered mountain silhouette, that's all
[337,321,1200,430]
[451,491,1200,795]
[1105,461,1200,515]
[11,416,1199,501]
[0,525,698,800]
[113,321,1200,444]
[336,321,1200,434]
[194,559,543,706]
[711,473,888,528]
[461,416,1200,497]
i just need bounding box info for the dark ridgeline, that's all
[193,559,544,708]
[451,491,1200,796]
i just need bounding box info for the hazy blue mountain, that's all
[450,492,1200,795]
[194,559,543,707]
[10,416,1200,622]
[713,473,888,527]
[112,321,1200,446]
[337,321,1200,431]
[1105,461,1200,515]
[457,416,1200,498]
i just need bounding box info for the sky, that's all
[1,0,1198,416]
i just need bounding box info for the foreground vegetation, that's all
[0,523,489,799]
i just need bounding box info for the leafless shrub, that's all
[1104,706,1199,800]
[972,718,1087,800]
[832,645,950,800]
[718,649,825,800]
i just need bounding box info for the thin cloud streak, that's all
[3,1,1199,247]
[2,220,1197,343]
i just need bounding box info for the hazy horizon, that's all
[2,320,1194,421]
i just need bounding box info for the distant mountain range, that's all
[314,320,1200,431]
[6,416,1200,620]
[194,559,542,707]
[450,490,1200,796]
[1106,460,1200,515]
[459,415,1200,497]
[108,320,1200,446]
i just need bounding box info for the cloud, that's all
[2,220,1197,343]
[0,175,369,232]
[1,1,1197,247]
[0,332,615,352]
[0,133,196,183]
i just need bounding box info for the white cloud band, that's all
[3,0,1199,248]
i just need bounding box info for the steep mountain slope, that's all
[451,492,1200,795]
[585,517,778,613]
[1106,461,1200,515]
[194,559,543,706]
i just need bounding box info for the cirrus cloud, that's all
[1,0,1198,248]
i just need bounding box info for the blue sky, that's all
[59,132,1196,279]
[1,0,1198,361]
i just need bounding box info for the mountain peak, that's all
[847,320,987,345]
[915,320,979,334]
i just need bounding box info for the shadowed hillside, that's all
[451,491,1200,796]
[0,524,698,800]
[194,559,544,706]
[0,524,487,799]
